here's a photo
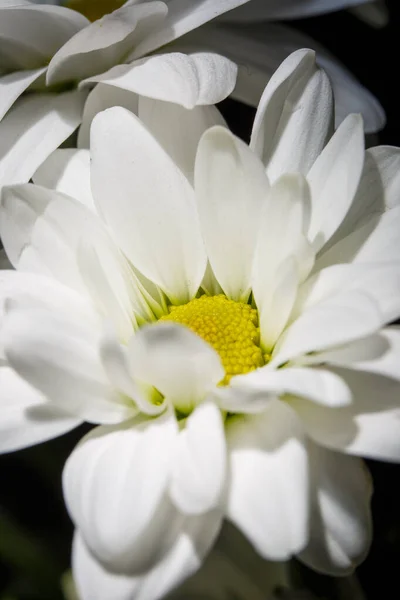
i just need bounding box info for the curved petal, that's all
[170,402,226,514]
[250,48,333,182]
[33,148,94,211]
[289,360,400,462]
[0,365,81,453]
[73,506,222,600]
[63,411,179,572]
[365,146,400,210]
[227,400,309,561]
[81,52,237,109]
[298,441,372,575]
[91,107,206,303]
[0,68,46,122]
[129,0,251,58]
[219,0,373,21]
[46,2,168,85]
[2,306,134,424]
[195,126,269,302]
[0,4,88,70]
[0,91,86,189]
[307,114,365,252]
[128,323,224,414]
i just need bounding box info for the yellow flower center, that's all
[66,0,125,21]
[160,295,264,384]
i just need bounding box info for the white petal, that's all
[138,95,225,183]
[81,52,237,109]
[3,306,134,424]
[250,48,333,182]
[0,365,81,453]
[307,114,365,252]
[290,362,400,462]
[271,290,382,367]
[63,411,179,571]
[315,205,400,270]
[128,323,224,414]
[73,506,222,600]
[129,0,251,58]
[0,67,46,121]
[227,400,308,560]
[0,4,88,70]
[298,442,372,575]
[0,183,109,295]
[170,402,226,514]
[229,365,352,408]
[0,91,86,189]
[219,0,373,20]
[365,146,400,209]
[46,2,167,85]
[296,263,400,324]
[195,126,269,301]
[78,83,139,149]
[91,107,206,303]
[33,148,94,211]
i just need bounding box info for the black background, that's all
[1,1,400,598]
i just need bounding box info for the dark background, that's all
[1,1,399,598]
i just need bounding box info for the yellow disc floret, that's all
[160,295,264,384]
[66,0,125,21]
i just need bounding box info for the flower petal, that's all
[170,402,226,514]
[250,48,333,183]
[128,322,224,414]
[227,400,309,560]
[91,107,206,303]
[219,0,373,20]
[307,114,365,252]
[129,0,251,58]
[46,2,168,85]
[73,505,222,600]
[0,67,46,121]
[63,411,179,571]
[81,52,237,109]
[0,365,81,453]
[33,148,94,211]
[138,96,225,183]
[271,290,382,367]
[3,306,134,424]
[298,441,372,575]
[195,126,269,301]
[0,91,86,188]
[289,359,400,462]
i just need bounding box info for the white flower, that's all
[0,0,244,188]
[1,48,400,599]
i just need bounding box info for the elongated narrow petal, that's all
[0,91,86,188]
[3,306,134,424]
[63,411,179,572]
[46,2,168,85]
[307,114,365,252]
[81,53,237,109]
[195,126,269,301]
[219,0,373,21]
[73,506,222,600]
[227,401,309,560]
[250,49,333,182]
[298,442,372,575]
[170,402,226,514]
[129,0,251,59]
[290,360,400,462]
[91,107,207,303]
[33,149,94,211]
[128,323,224,414]
[0,68,46,121]
[0,366,81,453]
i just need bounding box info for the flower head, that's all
[1,49,400,599]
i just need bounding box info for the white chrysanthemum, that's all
[0,0,245,188]
[1,49,400,599]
